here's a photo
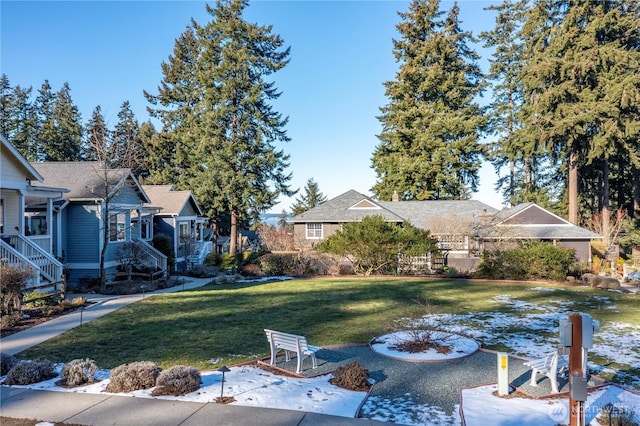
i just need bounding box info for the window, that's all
[306,223,322,239]
[109,213,126,242]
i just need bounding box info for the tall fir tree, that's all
[290,178,327,215]
[146,0,293,254]
[519,0,640,229]
[113,101,142,171]
[35,80,56,162]
[480,0,530,206]
[11,85,39,162]
[371,0,486,201]
[84,105,110,162]
[0,74,14,138]
[48,82,83,161]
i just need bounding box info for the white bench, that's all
[264,329,320,374]
[524,352,569,393]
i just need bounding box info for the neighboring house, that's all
[291,190,601,272]
[215,230,260,255]
[27,162,166,286]
[0,135,68,291]
[480,202,601,263]
[139,185,210,271]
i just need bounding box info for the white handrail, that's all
[134,239,168,276]
[0,238,40,288]
[8,235,63,283]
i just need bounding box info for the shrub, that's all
[4,359,56,385]
[0,312,21,329]
[151,365,201,396]
[153,234,176,271]
[0,264,34,316]
[1,353,19,376]
[329,361,371,391]
[23,291,54,308]
[60,358,99,387]
[240,263,264,277]
[258,252,322,276]
[475,242,578,281]
[105,361,162,393]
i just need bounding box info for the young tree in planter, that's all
[146,0,294,255]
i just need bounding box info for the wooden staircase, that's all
[0,235,63,292]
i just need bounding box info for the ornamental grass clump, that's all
[151,365,201,396]
[60,358,99,387]
[4,359,56,385]
[105,361,162,393]
[329,361,371,391]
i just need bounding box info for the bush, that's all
[4,359,57,385]
[105,361,162,393]
[60,358,99,387]
[475,242,578,281]
[240,263,264,277]
[151,365,201,396]
[1,353,19,376]
[23,291,54,308]
[0,264,34,317]
[153,234,176,271]
[329,361,371,391]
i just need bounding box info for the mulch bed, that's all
[0,302,95,339]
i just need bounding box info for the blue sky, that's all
[1,0,502,213]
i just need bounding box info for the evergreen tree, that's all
[290,178,327,215]
[11,85,39,162]
[48,82,83,161]
[113,101,143,171]
[35,80,56,162]
[371,0,487,201]
[84,105,110,162]
[146,0,293,254]
[0,74,14,138]
[519,0,640,227]
[480,0,528,206]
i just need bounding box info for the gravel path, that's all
[269,344,594,423]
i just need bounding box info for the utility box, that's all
[581,314,600,349]
[570,374,588,401]
[559,318,572,347]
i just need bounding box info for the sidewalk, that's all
[1,277,383,425]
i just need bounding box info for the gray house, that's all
[27,162,166,286]
[291,190,601,272]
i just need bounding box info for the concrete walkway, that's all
[1,277,383,425]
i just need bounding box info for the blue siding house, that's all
[140,185,210,271]
[27,162,166,286]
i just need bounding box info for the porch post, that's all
[18,192,25,236]
[46,197,53,252]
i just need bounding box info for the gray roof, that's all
[292,190,498,230]
[31,162,149,203]
[142,185,203,216]
[292,189,602,240]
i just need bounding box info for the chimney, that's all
[392,190,399,202]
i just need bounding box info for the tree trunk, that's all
[602,160,610,247]
[100,202,109,291]
[230,209,238,255]
[509,159,515,206]
[568,150,578,224]
[634,166,640,219]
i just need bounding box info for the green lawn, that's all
[19,277,640,373]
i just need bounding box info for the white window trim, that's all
[109,213,126,242]
[306,223,323,239]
